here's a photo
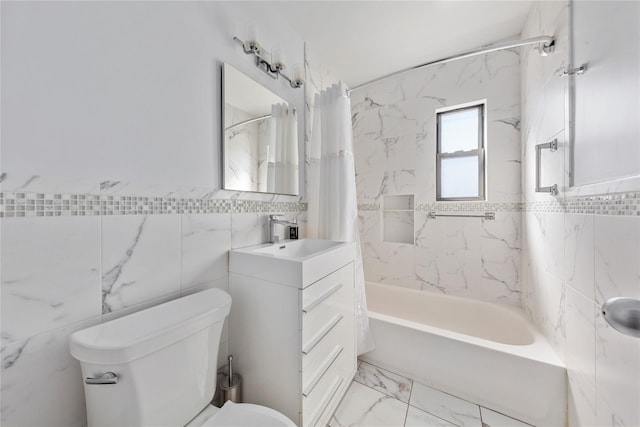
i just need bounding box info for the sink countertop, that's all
[229,239,356,289]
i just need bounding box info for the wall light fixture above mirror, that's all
[222,63,299,195]
[232,30,304,89]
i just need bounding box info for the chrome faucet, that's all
[269,214,297,243]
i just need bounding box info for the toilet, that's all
[69,288,296,427]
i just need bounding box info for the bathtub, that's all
[361,282,566,427]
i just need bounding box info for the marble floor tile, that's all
[354,361,413,403]
[329,381,408,427]
[334,362,534,427]
[480,407,532,427]
[409,382,482,427]
[405,406,458,427]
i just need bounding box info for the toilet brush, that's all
[217,354,242,404]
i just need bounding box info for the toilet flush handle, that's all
[85,372,118,385]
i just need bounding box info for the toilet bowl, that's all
[70,288,295,427]
[188,402,296,427]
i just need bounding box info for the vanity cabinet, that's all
[229,244,356,427]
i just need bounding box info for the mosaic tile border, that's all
[358,202,523,213]
[358,203,380,211]
[416,202,523,213]
[0,192,307,218]
[522,199,565,214]
[565,192,640,215]
[358,192,640,217]
[526,192,640,216]
[1,191,637,218]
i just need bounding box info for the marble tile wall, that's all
[351,46,523,306]
[0,186,306,426]
[521,2,639,426]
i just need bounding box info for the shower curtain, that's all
[257,116,269,193]
[266,103,298,195]
[308,82,375,355]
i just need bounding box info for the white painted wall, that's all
[1,1,304,192]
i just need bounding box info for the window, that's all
[436,103,485,201]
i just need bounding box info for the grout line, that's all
[403,378,414,427]
[402,401,410,427]
[478,406,535,427]
[408,380,479,408]
[405,400,464,427]
[407,378,414,404]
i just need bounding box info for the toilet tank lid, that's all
[70,288,231,364]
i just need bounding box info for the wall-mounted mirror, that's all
[222,63,299,195]
[570,1,639,186]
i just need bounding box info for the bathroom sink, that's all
[253,239,343,259]
[229,239,355,288]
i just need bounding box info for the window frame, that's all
[436,102,486,201]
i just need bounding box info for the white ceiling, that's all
[270,1,533,88]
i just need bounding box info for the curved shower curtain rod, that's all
[225,107,298,132]
[224,114,271,132]
[347,35,555,94]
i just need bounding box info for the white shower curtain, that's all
[267,103,298,195]
[308,82,375,355]
[257,115,270,193]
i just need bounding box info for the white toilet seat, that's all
[187,402,296,427]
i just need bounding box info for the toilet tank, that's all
[70,288,231,427]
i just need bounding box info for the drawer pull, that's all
[308,376,344,427]
[303,345,343,398]
[303,314,343,355]
[303,283,343,313]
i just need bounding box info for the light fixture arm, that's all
[232,37,304,89]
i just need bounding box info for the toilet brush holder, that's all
[216,355,242,405]
[219,372,242,404]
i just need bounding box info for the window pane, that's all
[439,107,480,153]
[440,156,479,198]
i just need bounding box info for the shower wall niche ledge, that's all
[382,194,414,244]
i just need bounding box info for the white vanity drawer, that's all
[301,345,350,427]
[302,263,353,345]
[302,310,349,378]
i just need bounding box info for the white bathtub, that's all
[362,282,566,427]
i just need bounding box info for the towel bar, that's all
[535,138,558,196]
